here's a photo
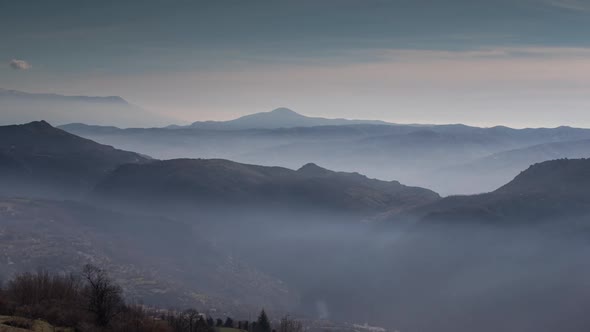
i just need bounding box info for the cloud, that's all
[545,0,590,12]
[9,59,32,70]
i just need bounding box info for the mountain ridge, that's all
[391,158,590,225]
[92,158,440,217]
[0,121,149,198]
[183,107,393,130]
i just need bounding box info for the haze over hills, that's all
[60,114,590,195]
[0,88,175,128]
[3,120,590,331]
[2,109,590,332]
[0,120,441,328]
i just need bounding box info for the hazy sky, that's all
[2,0,590,127]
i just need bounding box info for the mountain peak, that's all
[268,107,300,116]
[21,120,57,133]
[297,163,332,177]
[28,120,53,127]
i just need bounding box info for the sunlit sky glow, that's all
[2,0,590,127]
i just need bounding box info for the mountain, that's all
[184,108,392,130]
[495,158,590,196]
[92,159,439,218]
[0,121,149,198]
[438,139,590,193]
[394,158,590,224]
[0,88,174,127]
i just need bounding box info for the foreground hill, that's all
[394,158,590,224]
[0,121,148,198]
[92,159,439,217]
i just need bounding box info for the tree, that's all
[278,316,303,332]
[183,309,200,332]
[224,317,234,328]
[0,277,6,314]
[255,310,271,332]
[216,318,223,327]
[81,264,123,327]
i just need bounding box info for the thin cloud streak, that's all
[545,0,590,11]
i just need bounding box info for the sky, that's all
[2,0,590,127]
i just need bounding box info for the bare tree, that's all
[183,309,200,332]
[278,316,303,332]
[82,264,124,327]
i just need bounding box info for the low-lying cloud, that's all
[9,59,32,70]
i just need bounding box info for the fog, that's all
[5,190,590,331]
[213,212,590,332]
[76,194,590,332]
[61,123,590,195]
[3,119,590,332]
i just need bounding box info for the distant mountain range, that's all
[175,107,393,130]
[60,116,590,195]
[0,88,128,104]
[0,88,175,127]
[5,83,590,191]
[8,119,590,227]
[0,121,438,216]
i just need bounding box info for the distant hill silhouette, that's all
[93,159,439,217]
[183,108,391,130]
[0,88,128,104]
[0,88,174,127]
